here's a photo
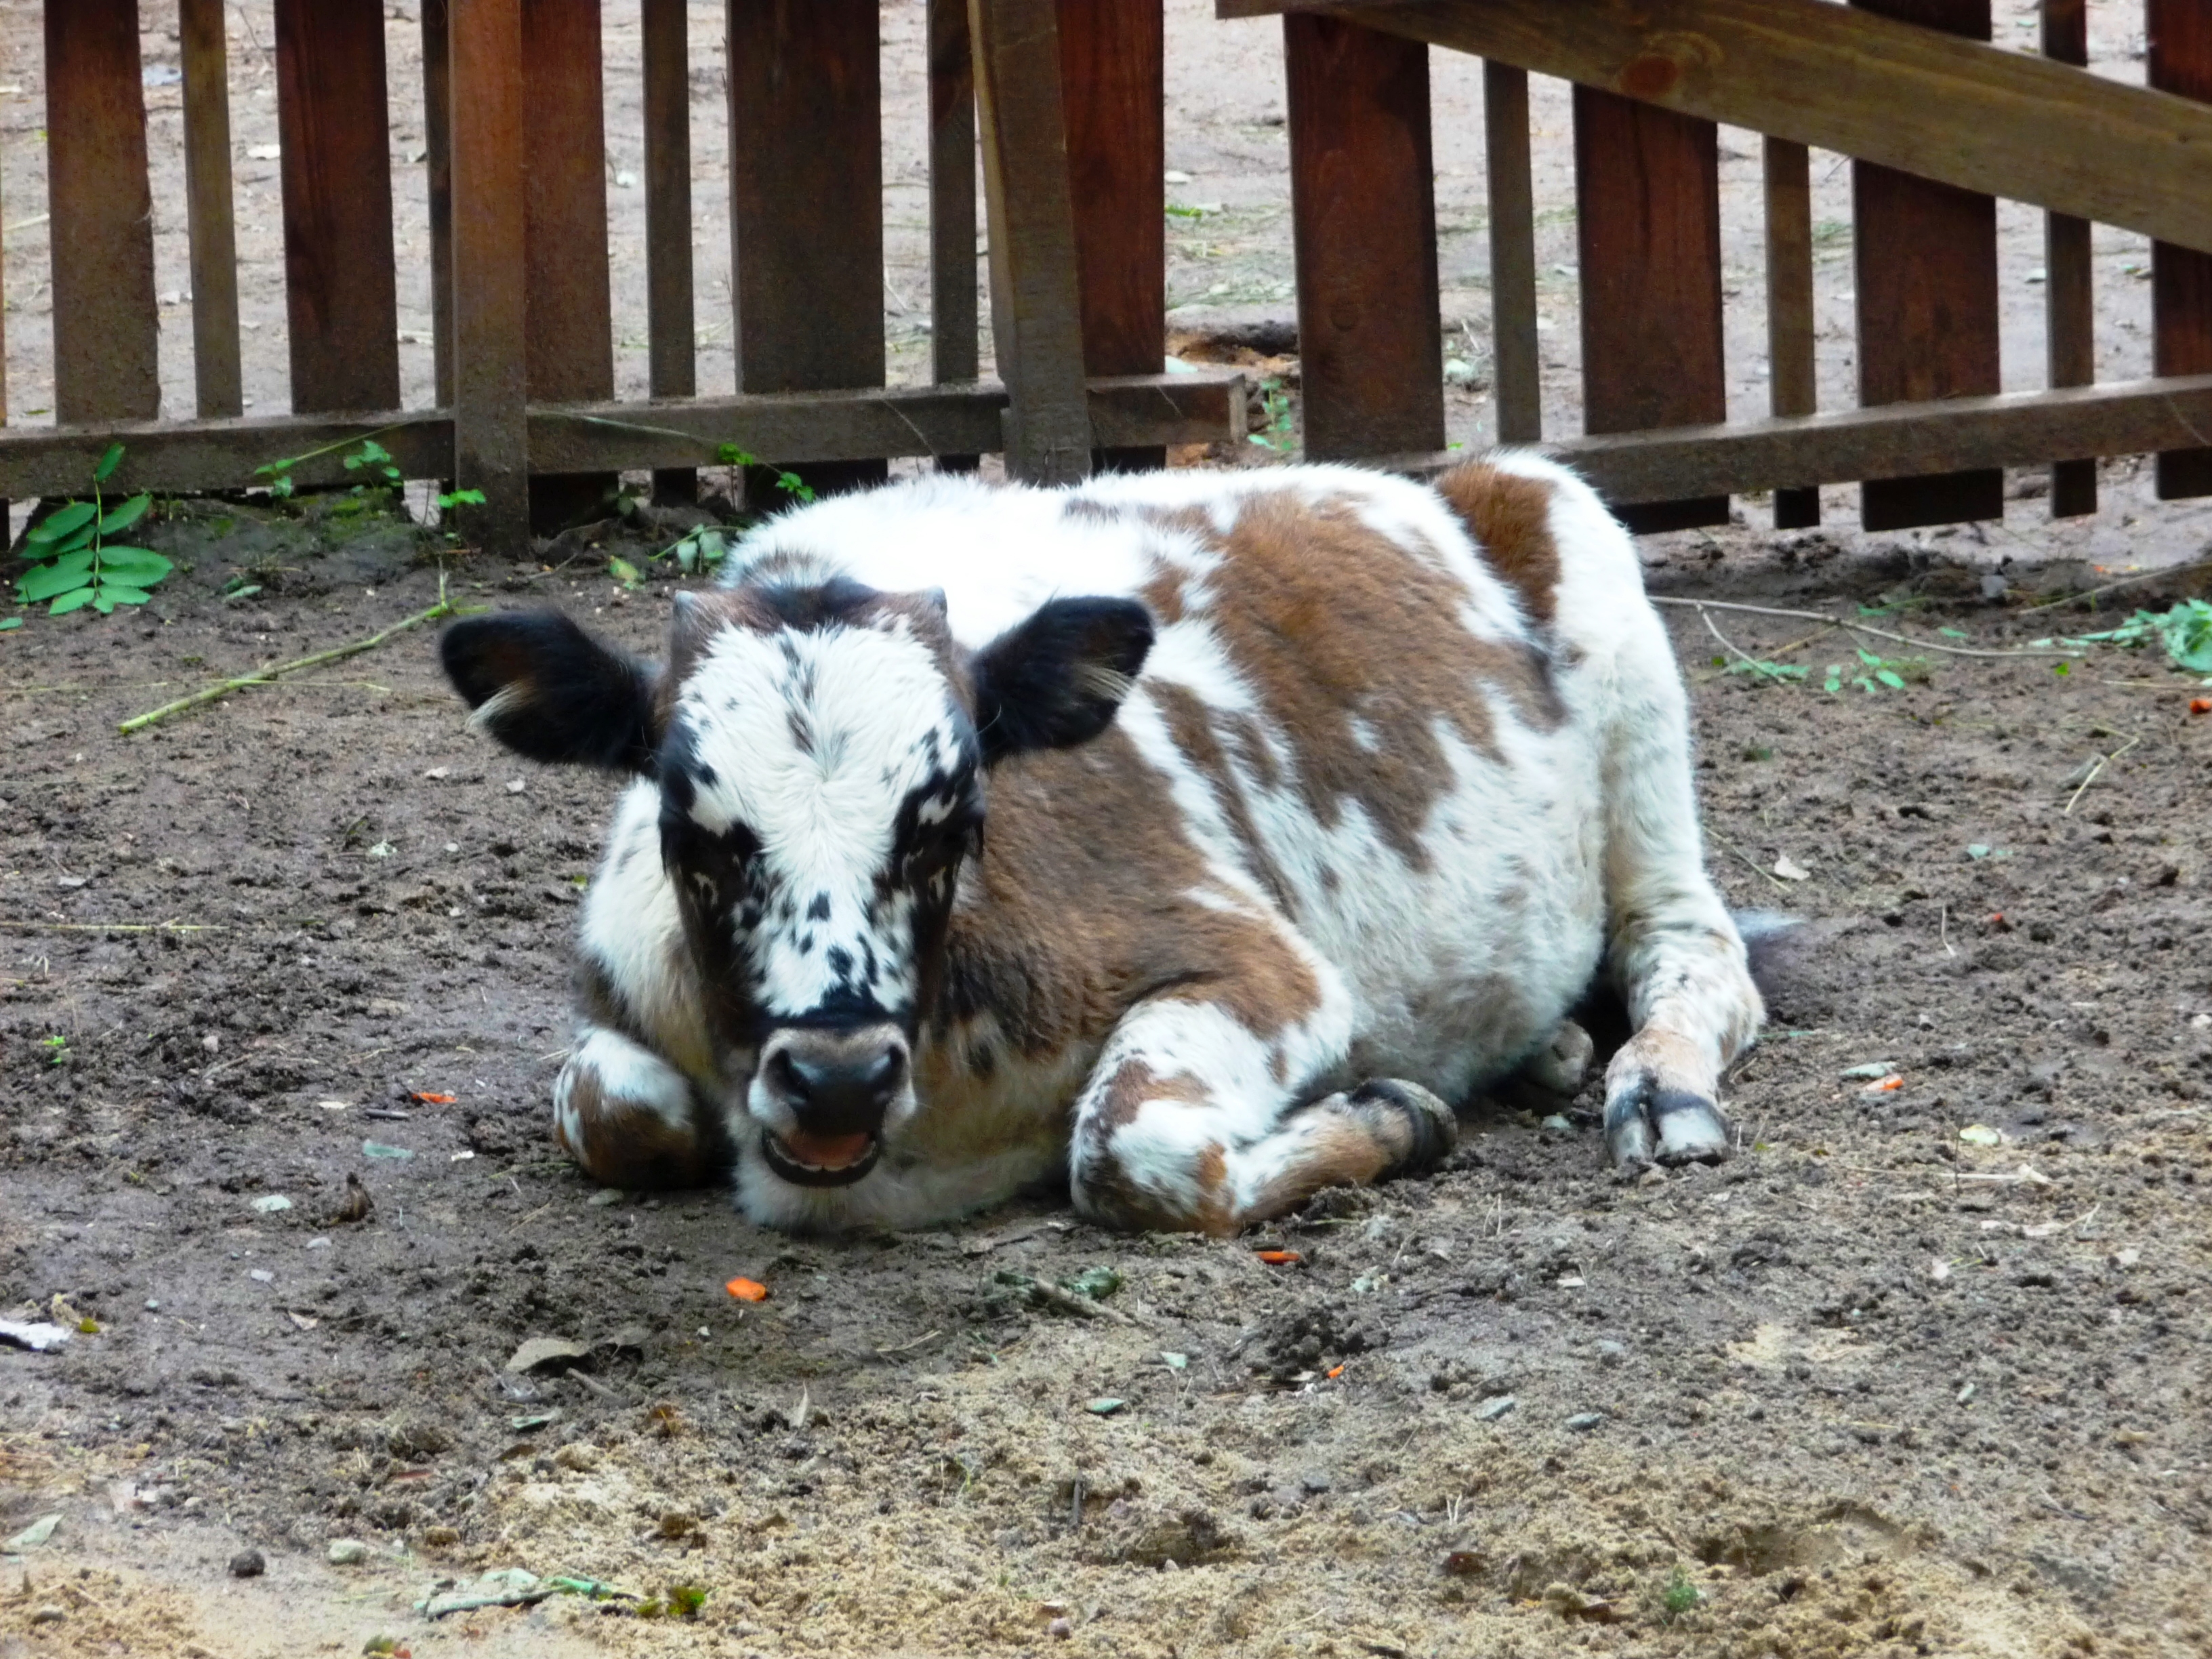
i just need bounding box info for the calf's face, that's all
[441,577,1151,1189]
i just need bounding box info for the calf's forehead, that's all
[667,619,972,850]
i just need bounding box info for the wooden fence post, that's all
[971,0,1094,485]
[1765,136,1820,529]
[1574,86,1729,533]
[424,0,455,412]
[1851,0,2003,531]
[179,0,243,419]
[928,0,981,473]
[45,0,160,426]
[1061,0,1166,472]
[1483,60,1540,447]
[1284,14,1443,460]
[448,0,530,553]
[727,0,888,499]
[522,0,617,529]
[2148,0,2212,500]
[642,0,697,504]
[274,0,401,415]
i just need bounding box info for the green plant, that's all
[14,445,172,617]
[659,524,731,577]
[1823,647,1925,695]
[436,487,487,513]
[1658,1567,1703,1622]
[1246,377,1296,452]
[1714,653,1809,684]
[41,1035,68,1065]
[255,425,407,502]
[2057,598,2212,676]
[717,443,817,506]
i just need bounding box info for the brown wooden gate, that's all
[1228,0,2212,533]
[2,1,1241,556]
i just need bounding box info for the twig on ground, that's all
[2017,553,2212,616]
[1652,596,2085,659]
[1699,608,1770,674]
[1940,903,1955,958]
[117,577,478,735]
[1706,829,1790,894]
[0,919,222,935]
[2064,733,2142,815]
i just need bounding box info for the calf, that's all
[440,457,1763,1233]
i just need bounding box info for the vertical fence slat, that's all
[928,0,980,473]
[1764,136,1820,529]
[1284,15,1442,461]
[449,0,530,552]
[179,0,243,419]
[424,0,455,411]
[523,0,616,528]
[972,0,1093,484]
[1061,0,1165,473]
[2148,0,2212,500]
[1573,87,1727,533]
[274,0,401,415]
[1851,0,2001,531]
[727,0,887,497]
[2041,0,2095,516]
[1483,60,1540,447]
[642,0,697,504]
[45,1,159,425]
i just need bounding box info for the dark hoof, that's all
[1605,1077,1730,1169]
[1351,1078,1458,1177]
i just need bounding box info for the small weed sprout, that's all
[41,1034,68,1065]
[14,444,173,617]
[2055,598,2212,677]
[1824,647,1927,695]
[1246,378,1297,452]
[1714,653,1809,684]
[1659,1566,1703,1622]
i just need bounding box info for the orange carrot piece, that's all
[1255,1250,1302,1265]
[725,1277,769,1303]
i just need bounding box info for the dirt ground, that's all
[5,4,2212,1658]
[3,483,2210,1659]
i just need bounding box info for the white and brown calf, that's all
[439,457,1763,1235]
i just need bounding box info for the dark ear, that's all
[971,596,1153,765]
[439,609,659,772]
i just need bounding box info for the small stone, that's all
[656,1511,697,1539]
[587,1188,624,1208]
[229,1549,266,1578]
[506,1336,591,1375]
[327,1538,368,1565]
[1979,573,2009,600]
[251,1194,293,1214]
[202,1033,222,1054]
[423,1526,461,1547]
[1540,1113,1572,1132]
[249,1269,274,1284]
[1595,1340,1626,1366]
[1164,169,1193,184]
[1299,1471,1333,1495]
[1443,356,1481,386]
[30,1607,64,1626]
[1048,1617,1074,1639]
[505,778,527,794]
[1475,1393,1517,1422]
[1565,1412,1605,1433]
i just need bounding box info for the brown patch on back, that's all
[1188,488,1563,869]
[1432,461,1562,626]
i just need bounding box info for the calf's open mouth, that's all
[760,1126,881,1187]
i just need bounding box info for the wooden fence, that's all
[2,1,1243,556]
[1229,0,2212,536]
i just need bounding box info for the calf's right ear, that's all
[439,610,660,773]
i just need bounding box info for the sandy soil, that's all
[3,487,2209,1657]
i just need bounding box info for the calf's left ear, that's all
[440,609,661,772]
[971,596,1154,765]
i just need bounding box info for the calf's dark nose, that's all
[762,1030,906,1136]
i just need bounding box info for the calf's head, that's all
[440,577,1151,1187]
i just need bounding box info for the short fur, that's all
[440,457,1764,1233]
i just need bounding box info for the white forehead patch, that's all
[674,617,968,1018]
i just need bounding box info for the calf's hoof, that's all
[1349,1078,1459,1179]
[1603,1073,1732,1170]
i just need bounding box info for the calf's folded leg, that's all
[554,1024,722,1189]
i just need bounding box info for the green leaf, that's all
[0,617,20,631]
[19,559,97,602]
[436,487,487,510]
[92,593,115,614]
[715,444,758,468]
[1938,626,1968,639]
[608,556,643,590]
[94,442,125,483]
[44,522,98,557]
[98,493,152,536]
[99,586,152,606]
[94,547,173,583]
[28,501,98,545]
[2053,661,2070,677]
[49,587,97,616]
[1875,668,1906,691]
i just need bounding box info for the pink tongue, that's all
[779,1130,872,1170]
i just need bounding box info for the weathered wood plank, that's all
[1574,85,1727,533]
[274,0,401,413]
[1366,374,2212,509]
[179,0,243,419]
[45,0,160,424]
[728,0,888,497]
[642,0,697,503]
[521,0,616,527]
[2041,0,2093,517]
[1218,0,2212,259]
[2149,0,2212,499]
[1061,0,1166,472]
[1851,0,2001,531]
[1764,136,1819,529]
[423,0,455,410]
[1483,60,1540,445]
[928,0,981,473]
[447,0,531,552]
[0,411,454,501]
[972,0,1094,483]
[1284,14,1442,459]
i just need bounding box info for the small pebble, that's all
[144,1298,160,1312]
[327,1538,367,1565]
[1300,1471,1333,1495]
[249,1269,274,1284]
[229,1549,266,1578]
[587,1189,624,1208]
[30,1607,64,1626]
[1048,1617,1073,1639]
[1475,1393,1517,1422]
[1595,1340,1626,1366]
[1565,1412,1605,1433]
